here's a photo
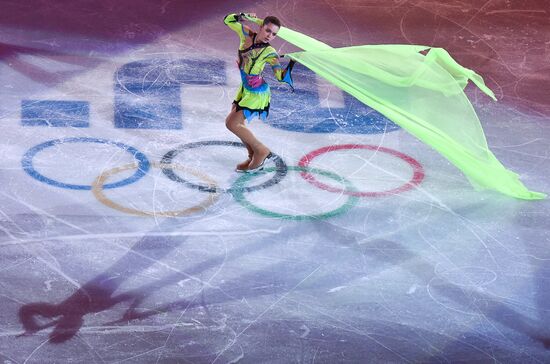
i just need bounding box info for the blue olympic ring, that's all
[21,137,150,190]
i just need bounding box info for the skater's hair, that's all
[263,16,281,28]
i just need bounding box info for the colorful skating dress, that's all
[224,13,294,121]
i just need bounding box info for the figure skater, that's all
[223,12,294,172]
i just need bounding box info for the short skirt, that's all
[233,69,271,122]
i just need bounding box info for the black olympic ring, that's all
[160,140,288,193]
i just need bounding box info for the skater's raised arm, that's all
[242,13,263,26]
[223,13,255,45]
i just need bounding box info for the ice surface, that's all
[1,1,549,363]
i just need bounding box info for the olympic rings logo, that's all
[22,137,425,220]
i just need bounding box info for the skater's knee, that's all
[225,117,242,132]
[225,118,236,131]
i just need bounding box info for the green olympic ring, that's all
[231,166,359,220]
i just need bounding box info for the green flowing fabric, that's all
[250,17,544,199]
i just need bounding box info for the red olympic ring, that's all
[298,144,425,197]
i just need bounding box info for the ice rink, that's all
[1,1,549,362]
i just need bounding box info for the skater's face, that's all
[258,23,279,43]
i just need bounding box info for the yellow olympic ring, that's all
[92,162,219,217]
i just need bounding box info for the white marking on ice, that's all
[176,279,191,287]
[0,227,283,247]
[300,324,310,338]
[44,279,54,291]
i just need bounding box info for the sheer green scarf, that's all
[250,17,544,199]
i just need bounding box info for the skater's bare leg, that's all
[225,108,270,170]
